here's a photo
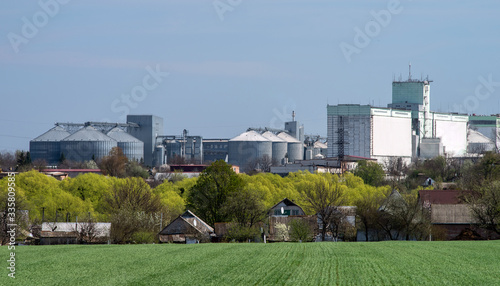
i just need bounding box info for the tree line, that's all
[1,151,499,243]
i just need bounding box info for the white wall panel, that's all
[435,120,467,156]
[372,116,412,157]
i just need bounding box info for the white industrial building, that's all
[327,75,481,163]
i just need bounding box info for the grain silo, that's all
[277,132,304,163]
[261,131,287,165]
[228,131,272,171]
[313,141,328,158]
[154,145,165,166]
[106,127,144,162]
[60,126,117,162]
[30,126,71,165]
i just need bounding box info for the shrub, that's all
[289,218,314,242]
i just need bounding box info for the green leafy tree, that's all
[353,160,385,186]
[13,171,91,223]
[355,191,385,241]
[223,188,267,227]
[225,224,261,242]
[296,172,345,241]
[103,177,163,243]
[153,181,186,225]
[289,218,314,242]
[0,175,29,244]
[125,160,149,178]
[187,160,243,225]
[60,173,114,216]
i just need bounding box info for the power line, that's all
[0,134,32,139]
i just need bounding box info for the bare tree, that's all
[0,151,17,171]
[246,155,279,173]
[99,147,128,177]
[463,181,500,236]
[73,218,103,244]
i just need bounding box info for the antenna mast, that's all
[408,62,412,81]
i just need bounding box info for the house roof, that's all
[41,222,111,237]
[159,210,214,236]
[181,210,214,233]
[378,189,404,212]
[418,190,471,205]
[269,198,305,214]
[40,231,78,238]
[42,169,101,173]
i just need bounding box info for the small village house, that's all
[159,210,215,244]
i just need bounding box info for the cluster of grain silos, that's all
[261,131,287,164]
[228,130,306,171]
[30,124,145,165]
[228,131,273,170]
[277,132,304,162]
[60,126,118,162]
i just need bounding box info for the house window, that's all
[291,210,299,216]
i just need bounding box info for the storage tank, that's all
[154,145,165,166]
[60,126,117,162]
[164,139,182,164]
[261,131,287,165]
[313,141,328,157]
[30,126,71,165]
[106,127,144,162]
[277,132,304,163]
[228,131,272,171]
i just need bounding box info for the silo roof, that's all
[230,131,269,142]
[261,131,286,142]
[62,126,117,142]
[314,141,328,149]
[107,127,142,143]
[32,126,71,142]
[277,132,301,143]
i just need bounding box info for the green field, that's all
[1,241,499,285]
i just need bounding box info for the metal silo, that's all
[107,127,144,162]
[30,125,71,165]
[314,141,328,158]
[261,131,287,165]
[228,131,272,171]
[154,145,165,166]
[277,132,304,163]
[60,126,117,162]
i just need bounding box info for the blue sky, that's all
[1,0,500,152]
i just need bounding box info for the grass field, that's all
[1,241,499,285]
